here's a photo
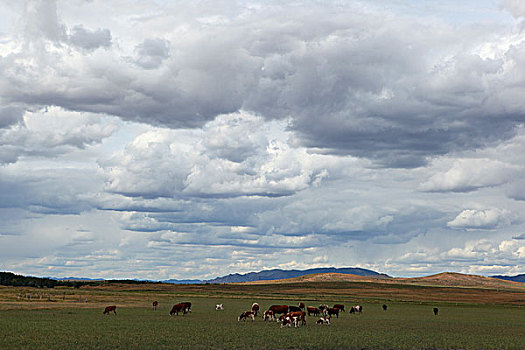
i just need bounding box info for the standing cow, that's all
[170,302,192,316]
[298,302,305,311]
[382,304,387,311]
[333,304,345,312]
[216,304,224,310]
[152,301,158,310]
[350,305,362,314]
[268,305,289,317]
[433,307,439,315]
[307,306,321,316]
[327,308,340,318]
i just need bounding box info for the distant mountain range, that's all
[490,274,525,283]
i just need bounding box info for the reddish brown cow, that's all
[268,305,288,316]
[299,302,305,311]
[327,307,340,318]
[170,302,191,316]
[251,302,260,316]
[307,306,321,316]
[152,301,158,310]
[333,304,345,312]
[103,305,117,315]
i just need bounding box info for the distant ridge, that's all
[206,267,387,284]
[490,274,525,283]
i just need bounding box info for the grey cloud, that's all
[68,25,111,51]
[134,38,169,69]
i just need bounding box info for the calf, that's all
[216,304,224,311]
[238,311,255,321]
[307,306,321,316]
[327,307,340,318]
[103,305,117,315]
[152,301,158,310]
[251,302,260,316]
[333,304,345,312]
[433,307,439,316]
[316,316,331,325]
[263,309,275,321]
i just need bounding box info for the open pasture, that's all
[1,289,524,349]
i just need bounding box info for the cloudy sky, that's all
[1,0,524,280]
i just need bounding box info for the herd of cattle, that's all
[103,301,440,327]
[235,302,364,327]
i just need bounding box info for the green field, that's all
[1,297,524,349]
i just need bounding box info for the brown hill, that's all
[243,271,525,290]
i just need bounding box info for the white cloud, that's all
[447,208,514,229]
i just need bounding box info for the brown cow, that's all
[170,302,191,316]
[152,301,158,310]
[103,305,117,315]
[307,306,321,316]
[298,302,305,311]
[268,305,288,316]
[333,304,345,312]
[238,311,255,321]
[251,302,260,316]
[327,307,340,318]
[288,305,302,312]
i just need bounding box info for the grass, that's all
[1,296,524,349]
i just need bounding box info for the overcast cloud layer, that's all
[0,0,524,280]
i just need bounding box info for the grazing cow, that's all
[181,301,192,313]
[298,302,305,311]
[268,305,289,316]
[170,303,191,316]
[327,307,340,318]
[152,301,158,310]
[316,316,331,325]
[307,306,321,316]
[433,307,439,316]
[251,302,260,316]
[288,305,302,312]
[238,311,255,321]
[103,305,117,315]
[382,304,387,311]
[333,304,345,312]
[280,311,306,328]
[216,304,224,311]
[263,310,275,321]
[350,305,362,314]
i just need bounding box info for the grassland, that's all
[1,277,524,349]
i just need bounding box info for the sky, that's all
[0,0,524,280]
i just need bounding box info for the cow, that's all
[319,304,329,315]
[316,316,331,325]
[288,305,302,312]
[216,304,224,311]
[280,311,306,328]
[333,304,345,312]
[433,307,439,316]
[181,302,192,313]
[382,304,387,311]
[152,301,158,310]
[263,310,275,321]
[298,302,305,311]
[170,302,191,316]
[350,305,362,314]
[268,305,288,317]
[307,306,321,316]
[251,302,260,316]
[238,311,255,321]
[327,307,340,318]
[103,305,117,315]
